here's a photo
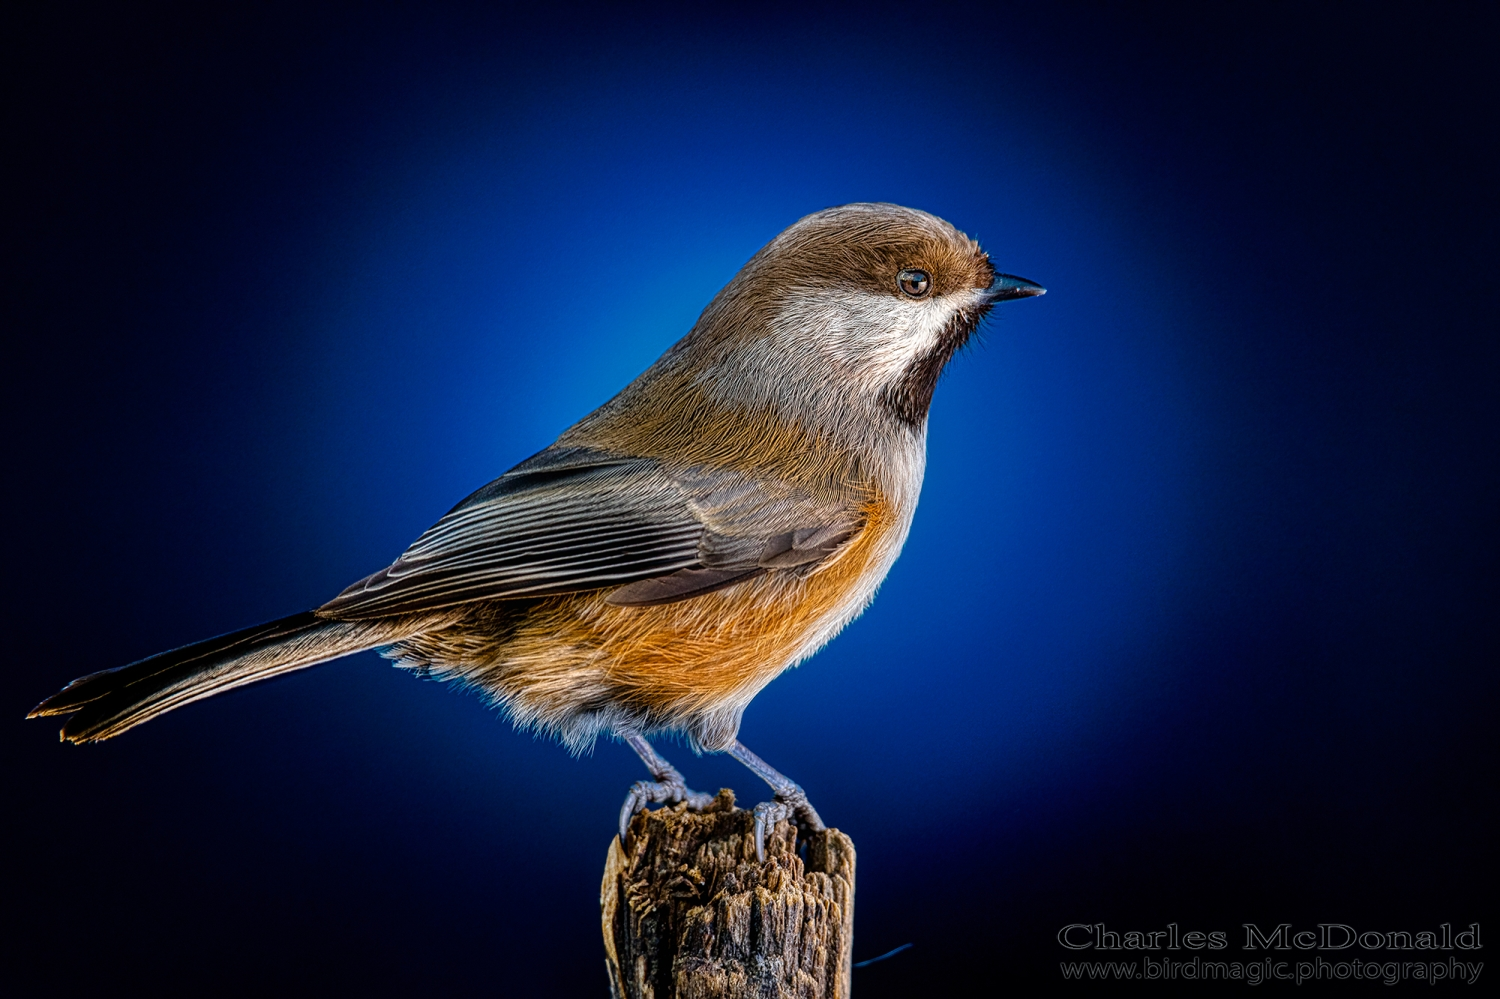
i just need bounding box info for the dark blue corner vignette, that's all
[6,4,1494,994]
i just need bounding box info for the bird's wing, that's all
[318,447,865,619]
[603,465,867,606]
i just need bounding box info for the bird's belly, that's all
[445,494,908,751]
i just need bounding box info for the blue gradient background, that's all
[6,4,1495,993]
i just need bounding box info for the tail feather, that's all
[29,611,427,743]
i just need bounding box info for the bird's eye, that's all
[897,268,931,298]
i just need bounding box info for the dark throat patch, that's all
[880,305,990,426]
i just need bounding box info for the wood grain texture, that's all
[602,791,855,999]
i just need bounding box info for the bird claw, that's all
[618,776,715,841]
[750,785,825,862]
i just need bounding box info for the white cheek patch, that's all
[769,288,977,396]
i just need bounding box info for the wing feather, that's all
[317,445,870,620]
[319,449,704,619]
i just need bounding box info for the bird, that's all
[29,202,1043,859]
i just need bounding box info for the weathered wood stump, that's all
[601,789,856,999]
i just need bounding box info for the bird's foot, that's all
[618,774,715,841]
[750,783,825,863]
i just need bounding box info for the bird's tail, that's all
[28,611,429,743]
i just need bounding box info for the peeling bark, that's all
[602,790,856,998]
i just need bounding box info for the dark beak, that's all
[985,273,1046,303]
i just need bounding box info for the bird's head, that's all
[681,203,1044,429]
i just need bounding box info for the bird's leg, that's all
[728,739,826,862]
[618,731,715,840]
